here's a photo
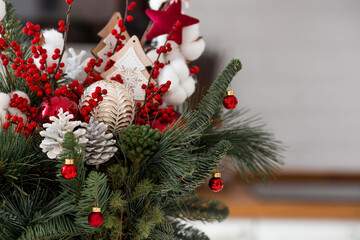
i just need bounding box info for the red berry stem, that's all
[51,3,73,91]
[143,22,179,103]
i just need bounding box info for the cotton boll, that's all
[0,92,10,110]
[165,48,185,62]
[0,0,5,22]
[154,34,167,48]
[181,76,196,97]
[158,65,180,89]
[42,29,64,66]
[146,49,165,63]
[149,0,167,10]
[162,87,187,105]
[182,24,200,43]
[180,38,205,61]
[8,107,27,123]
[10,91,30,104]
[169,59,189,82]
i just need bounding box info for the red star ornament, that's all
[145,0,199,45]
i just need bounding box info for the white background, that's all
[187,0,360,173]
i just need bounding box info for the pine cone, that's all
[39,108,87,159]
[119,125,161,162]
[82,117,117,165]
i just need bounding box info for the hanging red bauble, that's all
[151,111,181,132]
[88,207,104,227]
[37,96,79,124]
[61,159,77,179]
[223,90,238,110]
[209,173,224,192]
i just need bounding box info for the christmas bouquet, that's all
[0,0,282,239]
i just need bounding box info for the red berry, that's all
[65,0,73,5]
[126,15,133,22]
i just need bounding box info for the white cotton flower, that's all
[7,107,27,124]
[149,0,167,10]
[182,24,201,43]
[162,87,187,105]
[158,64,180,90]
[0,0,6,22]
[169,58,189,82]
[180,38,206,61]
[39,29,65,67]
[146,48,166,63]
[181,76,196,97]
[0,92,10,110]
[64,48,90,83]
[10,91,30,103]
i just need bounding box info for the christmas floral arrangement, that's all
[0,0,282,239]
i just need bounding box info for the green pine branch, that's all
[171,220,210,240]
[169,197,229,223]
[75,171,110,233]
[201,108,283,181]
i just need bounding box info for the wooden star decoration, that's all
[145,0,199,45]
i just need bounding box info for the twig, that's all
[4,66,15,91]
[51,4,73,92]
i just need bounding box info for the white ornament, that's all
[80,80,135,135]
[0,92,10,110]
[39,109,87,159]
[162,87,187,105]
[41,29,65,67]
[149,0,167,10]
[0,0,5,22]
[82,117,117,165]
[65,48,90,83]
[94,24,122,73]
[182,24,200,43]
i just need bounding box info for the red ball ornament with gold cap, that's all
[61,158,77,179]
[88,207,104,227]
[223,90,238,110]
[209,173,224,192]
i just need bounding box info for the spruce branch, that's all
[169,197,229,223]
[201,108,283,181]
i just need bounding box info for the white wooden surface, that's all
[186,0,360,173]
[194,219,360,240]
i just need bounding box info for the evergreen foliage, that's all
[0,2,283,238]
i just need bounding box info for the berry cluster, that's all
[2,114,38,136]
[58,20,66,33]
[83,58,103,86]
[189,66,200,74]
[80,87,107,123]
[22,22,41,45]
[54,80,84,103]
[10,94,38,121]
[110,74,124,84]
[136,81,172,125]
[126,1,137,22]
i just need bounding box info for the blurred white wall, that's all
[187,0,360,173]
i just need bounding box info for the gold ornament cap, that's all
[92,207,101,213]
[213,173,221,178]
[65,159,74,165]
[226,90,234,96]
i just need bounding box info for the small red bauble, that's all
[209,173,223,192]
[88,207,104,227]
[37,96,79,124]
[223,90,238,110]
[61,159,77,179]
[151,112,181,132]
